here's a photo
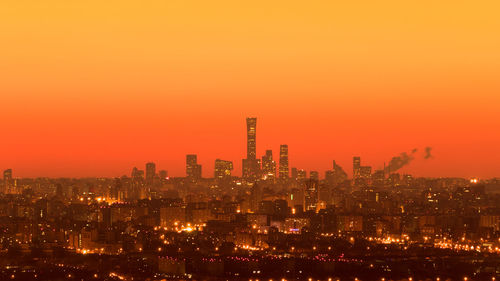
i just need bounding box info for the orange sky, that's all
[1,0,499,178]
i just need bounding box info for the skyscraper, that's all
[145,162,156,184]
[279,144,289,180]
[214,159,233,180]
[360,166,372,180]
[372,169,385,188]
[353,156,361,180]
[131,167,144,182]
[296,169,307,181]
[186,154,202,180]
[3,169,12,194]
[242,117,260,180]
[326,160,348,186]
[304,179,319,212]
[261,150,276,180]
[291,167,298,180]
[246,117,257,160]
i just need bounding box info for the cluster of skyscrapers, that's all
[175,117,375,187]
[158,117,379,186]
[181,117,290,183]
[242,117,289,182]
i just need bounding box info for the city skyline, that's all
[0,116,496,180]
[1,1,500,280]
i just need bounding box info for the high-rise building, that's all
[246,117,257,160]
[3,169,12,181]
[131,167,144,182]
[158,170,168,179]
[279,144,289,180]
[214,159,233,180]
[325,170,335,186]
[242,117,260,180]
[110,178,121,200]
[310,171,319,181]
[291,167,298,180]
[3,169,12,193]
[186,154,202,180]
[372,169,385,188]
[353,156,361,180]
[304,179,319,212]
[297,169,307,181]
[333,160,348,182]
[360,166,372,180]
[261,150,276,180]
[145,162,156,184]
[326,160,348,187]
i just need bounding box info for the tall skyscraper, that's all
[353,156,361,180]
[3,169,12,194]
[261,150,276,180]
[325,170,335,186]
[304,179,319,212]
[186,154,197,175]
[131,167,144,182]
[242,117,260,180]
[186,154,202,180]
[325,160,348,186]
[145,162,156,184]
[246,117,257,160]
[214,159,233,180]
[279,144,289,180]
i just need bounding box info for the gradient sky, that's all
[1,0,500,179]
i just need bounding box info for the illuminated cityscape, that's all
[0,118,500,281]
[2,1,500,280]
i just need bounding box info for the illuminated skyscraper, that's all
[242,117,260,180]
[279,144,289,179]
[353,156,361,180]
[246,117,257,160]
[3,169,12,194]
[296,169,306,181]
[261,150,276,180]
[145,162,156,184]
[304,179,319,212]
[214,159,233,180]
[186,154,202,180]
[186,154,197,175]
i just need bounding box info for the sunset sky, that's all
[1,0,499,178]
